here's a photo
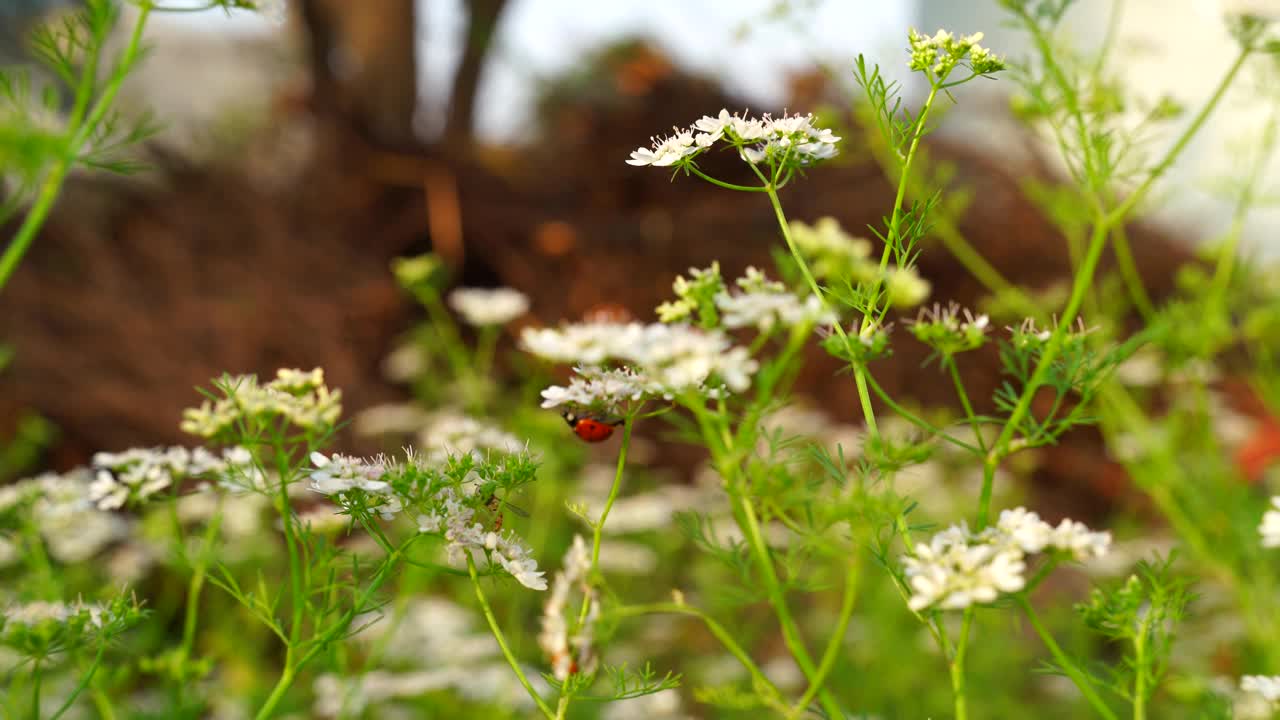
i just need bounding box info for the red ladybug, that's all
[562,411,623,443]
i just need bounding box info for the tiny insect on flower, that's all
[562,411,623,443]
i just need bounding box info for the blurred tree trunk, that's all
[442,0,510,148]
[298,0,419,146]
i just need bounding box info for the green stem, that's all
[765,185,880,437]
[687,165,770,192]
[50,640,108,720]
[734,494,842,718]
[1108,43,1253,225]
[577,415,633,627]
[980,218,1110,527]
[1110,221,1155,322]
[612,603,786,709]
[787,558,860,719]
[945,355,987,453]
[1019,596,1119,720]
[950,608,974,720]
[877,82,940,278]
[467,557,557,719]
[30,658,41,720]
[253,536,413,720]
[1133,607,1149,720]
[1211,102,1279,299]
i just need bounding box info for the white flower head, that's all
[524,320,758,398]
[904,507,1109,612]
[539,535,599,681]
[627,108,840,171]
[1260,496,1280,548]
[714,267,836,332]
[448,287,530,326]
[417,487,546,591]
[181,368,342,439]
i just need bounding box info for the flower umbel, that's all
[904,507,1110,612]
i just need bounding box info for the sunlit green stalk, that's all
[764,185,880,437]
[1019,596,1118,720]
[950,607,975,720]
[576,415,633,628]
[788,557,860,718]
[467,557,556,720]
[49,640,108,720]
[612,602,787,711]
[0,3,151,293]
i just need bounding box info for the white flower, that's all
[448,287,530,326]
[1048,519,1112,559]
[904,524,1027,612]
[418,411,524,461]
[540,535,599,680]
[87,446,252,510]
[352,402,430,436]
[539,366,655,410]
[904,507,1109,611]
[524,321,758,397]
[418,487,547,590]
[995,507,1053,554]
[307,452,401,519]
[626,128,702,167]
[627,109,840,169]
[182,368,342,438]
[1242,675,1280,703]
[1260,497,1280,548]
[715,267,836,331]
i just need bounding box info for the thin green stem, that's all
[950,608,975,720]
[1108,43,1253,225]
[945,355,986,453]
[1109,221,1155,322]
[612,602,787,710]
[467,557,557,719]
[49,640,108,720]
[765,185,880,437]
[687,165,769,192]
[734,494,843,718]
[862,372,980,455]
[980,219,1110,527]
[30,658,41,720]
[1019,596,1119,720]
[1212,102,1279,299]
[254,536,414,720]
[1133,607,1149,720]
[877,82,940,278]
[577,415,633,627]
[788,558,860,719]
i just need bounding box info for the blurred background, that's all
[1,0,1276,513]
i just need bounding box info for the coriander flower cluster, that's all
[523,320,758,410]
[89,446,256,510]
[626,108,840,170]
[181,368,342,439]
[419,411,525,462]
[448,287,530,327]
[909,303,990,355]
[715,267,836,331]
[1260,496,1280,548]
[418,487,547,590]
[1241,675,1280,708]
[789,217,872,279]
[539,535,600,681]
[787,217,931,308]
[907,28,1005,78]
[2,470,130,563]
[904,507,1110,612]
[308,452,403,520]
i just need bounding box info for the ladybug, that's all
[562,411,623,443]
